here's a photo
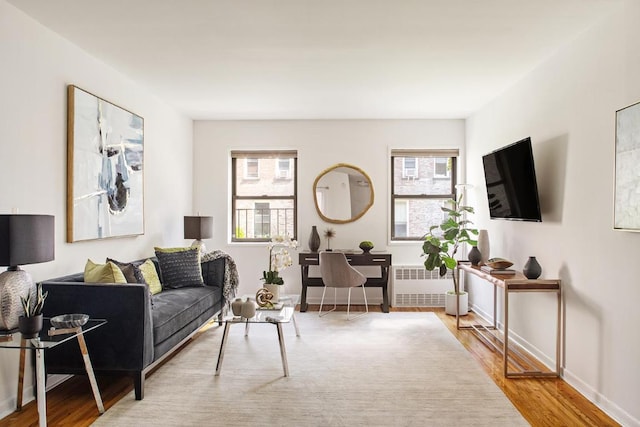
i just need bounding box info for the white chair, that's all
[319,252,368,320]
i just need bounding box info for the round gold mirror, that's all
[313,163,374,224]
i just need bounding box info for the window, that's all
[244,158,259,179]
[434,158,451,178]
[402,157,418,179]
[391,149,458,240]
[232,150,297,241]
[276,158,292,179]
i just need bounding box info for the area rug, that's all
[92,312,528,426]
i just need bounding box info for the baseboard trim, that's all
[469,302,638,427]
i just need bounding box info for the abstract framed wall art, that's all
[614,100,640,231]
[67,85,144,242]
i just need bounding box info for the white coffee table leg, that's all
[276,323,289,377]
[291,313,300,337]
[35,347,46,427]
[215,322,231,376]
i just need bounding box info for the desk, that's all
[458,263,561,378]
[298,252,391,313]
[0,318,106,426]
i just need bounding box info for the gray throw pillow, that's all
[154,247,204,289]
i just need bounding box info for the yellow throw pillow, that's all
[84,259,128,284]
[139,259,162,295]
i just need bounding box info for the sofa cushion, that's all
[154,247,204,289]
[139,259,162,295]
[151,287,220,345]
[108,257,163,296]
[84,260,127,283]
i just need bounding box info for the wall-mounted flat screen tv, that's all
[482,137,542,222]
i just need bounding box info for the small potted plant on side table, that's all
[422,196,478,316]
[18,283,48,338]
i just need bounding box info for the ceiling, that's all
[8,0,619,120]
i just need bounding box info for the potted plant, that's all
[19,282,48,338]
[261,235,298,302]
[422,195,478,316]
[359,241,374,253]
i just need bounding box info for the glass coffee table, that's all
[215,294,300,377]
[0,318,107,427]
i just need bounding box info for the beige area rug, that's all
[92,312,528,427]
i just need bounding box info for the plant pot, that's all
[445,292,468,316]
[18,314,43,339]
[263,283,280,303]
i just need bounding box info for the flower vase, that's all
[477,229,490,265]
[264,283,280,303]
[523,256,542,279]
[231,298,244,316]
[308,226,321,252]
[468,246,481,266]
[240,300,256,319]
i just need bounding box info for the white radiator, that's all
[391,265,453,307]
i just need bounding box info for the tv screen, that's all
[482,137,542,222]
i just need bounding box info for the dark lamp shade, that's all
[184,216,213,240]
[0,214,55,267]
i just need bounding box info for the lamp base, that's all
[190,239,207,256]
[0,269,35,330]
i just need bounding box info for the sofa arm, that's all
[41,281,154,372]
[201,257,226,290]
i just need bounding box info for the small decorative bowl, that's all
[50,314,89,329]
[485,258,514,269]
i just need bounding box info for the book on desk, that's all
[480,265,516,275]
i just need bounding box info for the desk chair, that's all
[319,252,368,320]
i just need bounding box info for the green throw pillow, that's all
[139,259,162,295]
[106,257,163,295]
[154,246,204,289]
[84,260,128,284]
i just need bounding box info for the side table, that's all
[0,318,107,427]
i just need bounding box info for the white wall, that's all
[465,1,639,425]
[0,1,193,417]
[193,119,465,302]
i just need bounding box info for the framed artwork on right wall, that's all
[614,100,640,231]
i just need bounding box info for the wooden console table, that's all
[298,252,391,313]
[458,263,561,378]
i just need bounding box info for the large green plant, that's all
[422,196,478,295]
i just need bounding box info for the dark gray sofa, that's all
[40,257,225,400]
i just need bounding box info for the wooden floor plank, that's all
[0,306,619,427]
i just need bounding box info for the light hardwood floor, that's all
[0,306,619,427]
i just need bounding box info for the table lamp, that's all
[184,216,213,255]
[0,214,55,330]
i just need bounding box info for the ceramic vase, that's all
[240,300,256,319]
[308,226,321,252]
[468,246,482,266]
[18,314,43,339]
[264,283,280,303]
[477,229,490,265]
[523,256,542,279]
[231,298,244,316]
